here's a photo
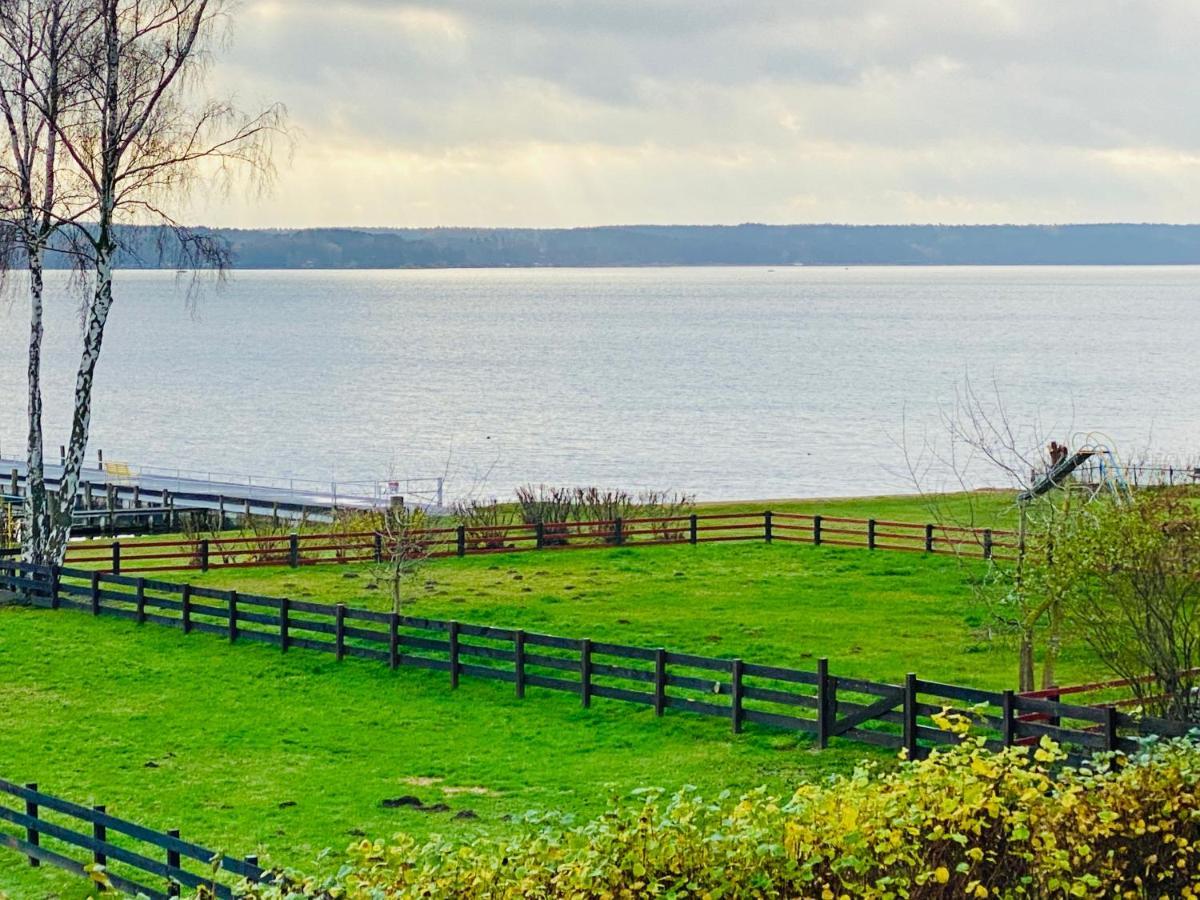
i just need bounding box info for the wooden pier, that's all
[1,456,444,536]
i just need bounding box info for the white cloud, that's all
[189,0,1200,227]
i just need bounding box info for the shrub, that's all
[572,487,638,542]
[514,484,576,545]
[1057,491,1200,721]
[452,498,518,550]
[224,727,1200,899]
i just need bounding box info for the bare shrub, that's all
[452,499,517,550]
[636,490,696,541]
[572,487,637,543]
[243,513,299,565]
[515,484,576,545]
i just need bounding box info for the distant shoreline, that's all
[37,222,1200,269]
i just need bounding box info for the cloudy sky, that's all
[194,0,1200,228]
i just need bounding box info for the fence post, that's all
[813,514,822,546]
[389,612,399,669]
[1002,690,1015,747]
[456,525,466,557]
[218,496,226,530]
[199,539,209,573]
[90,571,100,615]
[289,533,299,568]
[166,828,181,896]
[181,584,192,634]
[903,673,918,761]
[580,638,592,707]
[982,529,993,560]
[731,658,744,734]
[374,532,383,563]
[24,783,39,867]
[280,598,291,652]
[867,519,877,550]
[689,514,698,544]
[136,577,146,625]
[817,657,831,749]
[335,604,346,662]
[228,590,239,643]
[93,805,107,870]
[764,511,773,543]
[1104,706,1119,753]
[614,517,623,546]
[535,522,545,550]
[112,541,120,576]
[514,629,526,698]
[449,621,460,688]
[654,648,667,717]
[8,468,16,496]
[50,567,60,610]
[924,523,934,553]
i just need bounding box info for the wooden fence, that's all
[2,561,1190,767]
[58,511,1018,574]
[0,777,263,899]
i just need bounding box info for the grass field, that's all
[0,601,882,898]
[1,491,1101,898]
[158,540,1097,689]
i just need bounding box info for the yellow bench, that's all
[102,461,133,486]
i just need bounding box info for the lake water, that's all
[1,266,1197,502]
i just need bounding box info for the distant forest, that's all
[46,223,1200,269]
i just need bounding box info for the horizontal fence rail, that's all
[0,778,263,899]
[56,511,1018,574]
[2,562,1191,768]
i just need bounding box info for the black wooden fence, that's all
[0,777,263,899]
[3,560,1192,766]
[60,512,1017,574]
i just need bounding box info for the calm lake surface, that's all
[1,266,1197,501]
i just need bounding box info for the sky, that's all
[191,0,1200,228]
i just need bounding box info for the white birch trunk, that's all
[45,248,115,566]
[23,242,50,564]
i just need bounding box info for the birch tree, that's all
[0,0,96,564]
[37,0,284,564]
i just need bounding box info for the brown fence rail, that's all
[58,512,1017,574]
[2,561,1190,767]
[0,777,263,899]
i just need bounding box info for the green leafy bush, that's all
[228,728,1200,899]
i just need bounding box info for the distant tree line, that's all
[34,222,1200,269]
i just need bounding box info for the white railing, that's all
[1,454,446,509]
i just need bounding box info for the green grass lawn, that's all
[2,491,1097,898]
[162,540,1097,690]
[0,603,880,899]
